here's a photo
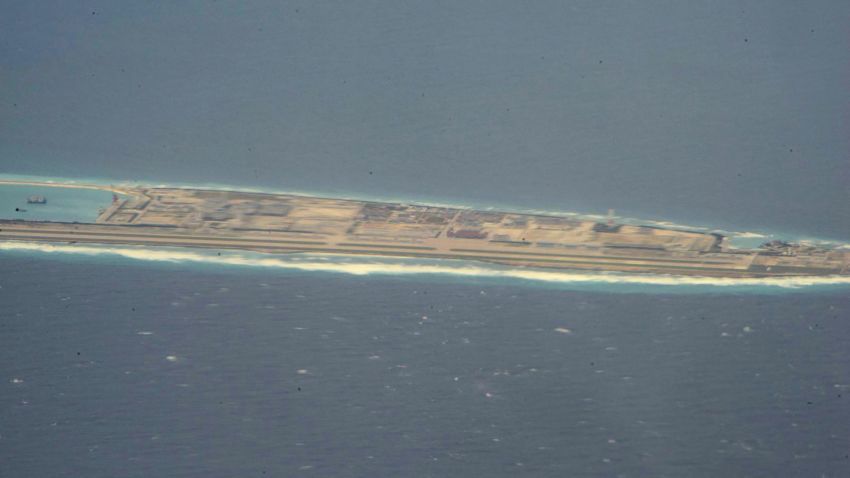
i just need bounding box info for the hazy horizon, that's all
[3,2,849,477]
[3,1,849,239]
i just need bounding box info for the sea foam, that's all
[1,241,849,290]
[3,173,849,246]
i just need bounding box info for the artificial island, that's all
[1,180,848,278]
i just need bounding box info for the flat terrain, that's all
[1,184,848,277]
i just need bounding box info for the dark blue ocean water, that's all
[2,1,849,240]
[1,256,849,477]
[3,1,850,477]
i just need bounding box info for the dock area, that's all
[1,183,848,278]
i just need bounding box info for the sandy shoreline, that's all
[0,179,141,197]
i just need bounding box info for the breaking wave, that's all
[3,174,849,247]
[1,241,849,291]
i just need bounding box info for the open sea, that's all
[2,1,850,476]
[1,252,849,477]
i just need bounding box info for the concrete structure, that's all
[1,182,848,277]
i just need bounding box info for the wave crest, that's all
[2,241,849,290]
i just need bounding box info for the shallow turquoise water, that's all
[1,177,848,294]
[3,3,850,476]
[0,184,115,223]
[3,173,848,248]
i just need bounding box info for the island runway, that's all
[1,181,847,278]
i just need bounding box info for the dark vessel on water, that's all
[1,181,848,279]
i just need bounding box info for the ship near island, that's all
[1,179,848,279]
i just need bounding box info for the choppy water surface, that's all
[1,257,849,477]
[1,177,849,476]
[3,241,850,293]
[3,1,850,474]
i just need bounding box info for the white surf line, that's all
[2,241,850,289]
[3,175,848,246]
[0,179,140,198]
[0,177,761,237]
